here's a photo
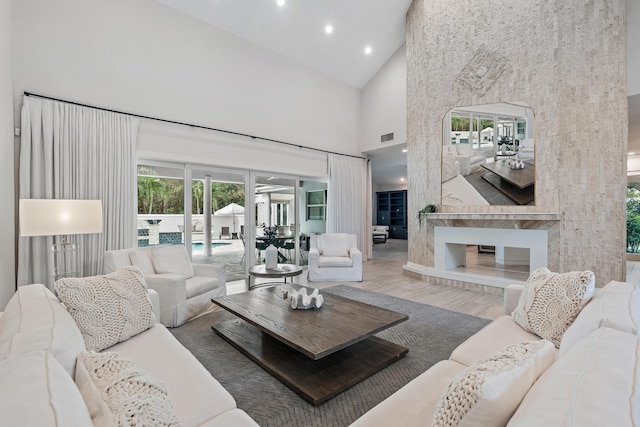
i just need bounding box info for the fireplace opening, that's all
[453,245,530,281]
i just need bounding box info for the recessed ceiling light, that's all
[364,46,372,55]
[402,149,408,153]
[276,0,285,7]
[400,178,405,182]
[325,25,333,34]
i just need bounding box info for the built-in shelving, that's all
[376,190,407,239]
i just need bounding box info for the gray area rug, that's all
[464,166,515,205]
[170,285,490,427]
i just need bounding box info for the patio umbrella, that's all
[214,202,245,234]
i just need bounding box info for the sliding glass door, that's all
[137,161,321,284]
[186,167,247,282]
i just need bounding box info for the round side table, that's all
[248,264,303,290]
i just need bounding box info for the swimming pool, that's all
[191,242,232,253]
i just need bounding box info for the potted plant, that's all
[418,204,438,227]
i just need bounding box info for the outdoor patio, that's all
[191,237,308,282]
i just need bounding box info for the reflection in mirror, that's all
[441,102,535,206]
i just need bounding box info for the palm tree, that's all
[137,177,166,214]
[192,181,204,214]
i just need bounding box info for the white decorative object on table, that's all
[287,287,324,310]
[510,160,525,170]
[265,244,278,269]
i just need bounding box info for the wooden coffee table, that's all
[481,160,535,205]
[211,286,409,405]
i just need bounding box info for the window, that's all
[306,190,326,220]
[272,202,289,225]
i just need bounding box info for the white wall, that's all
[628,0,640,96]
[360,44,407,152]
[13,0,361,160]
[0,0,14,309]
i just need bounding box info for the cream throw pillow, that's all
[0,284,86,377]
[512,268,595,347]
[432,340,556,427]
[322,234,350,257]
[151,245,194,278]
[75,351,180,427]
[0,351,93,426]
[456,144,473,155]
[559,280,640,356]
[129,250,155,275]
[55,267,155,352]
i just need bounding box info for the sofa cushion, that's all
[450,315,545,366]
[559,280,640,356]
[197,408,259,427]
[0,351,93,426]
[55,267,155,352]
[433,340,556,427]
[186,276,217,299]
[350,360,466,427]
[75,351,180,427]
[508,327,640,426]
[512,268,595,347]
[152,245,195,278]
[319,256,353,268]
[0,284,86,377]
[322,234,349,257]
[129,250,156,275]
[106,324,238,426]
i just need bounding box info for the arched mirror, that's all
[441,102,535,206]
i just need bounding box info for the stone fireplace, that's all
[405,0,627,289]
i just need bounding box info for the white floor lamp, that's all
[19,199,103,281]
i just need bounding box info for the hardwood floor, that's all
[229,239,504,321]
[228,239,640,322]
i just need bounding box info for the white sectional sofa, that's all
[0,282,258,427]
[351,279,640,426]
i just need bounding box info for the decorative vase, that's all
[265,244,278,269]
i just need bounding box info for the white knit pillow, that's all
[75,351,180,427]
[55,267,155,352]
[512,268,595,347]
[432,340,556,427]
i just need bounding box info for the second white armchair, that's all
[308,233,363,282]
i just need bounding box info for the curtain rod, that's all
[23,92,366,160]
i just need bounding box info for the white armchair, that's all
[518,139,535,160]
[443,144,486,175]
[103,244,226,327]
[308,233,363,282]
[372,225,389,243]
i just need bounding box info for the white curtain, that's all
[326,153,372,260]
[18,95,139,289]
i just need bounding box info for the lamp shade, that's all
[19,199,103,237]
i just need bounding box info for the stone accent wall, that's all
[407,0,628,285]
